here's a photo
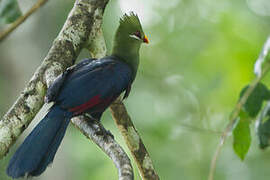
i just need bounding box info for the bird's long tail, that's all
[7,105,72,178]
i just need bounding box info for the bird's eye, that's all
[134,31,141,39]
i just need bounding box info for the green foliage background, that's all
[1,0,270,179]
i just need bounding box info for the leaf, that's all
[233,111,251,160]
[240,83,270,117]
[254,37,270,77]
[257,102,270,149]
[0,0,22,25]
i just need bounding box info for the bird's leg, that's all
[87,113,114,139]
[96,122,114,140]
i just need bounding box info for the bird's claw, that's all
[104,129,114,139]
[88,117,114,139]
[96,127,114,139]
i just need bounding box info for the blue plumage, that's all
[57,57,133,112]
[7,56,133,178]
[7,105,72,178]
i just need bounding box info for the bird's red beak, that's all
[143,35,149,44]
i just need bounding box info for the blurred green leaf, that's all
[233,111,251,160]
[240,83,270,118]
[0,0,22,25]
[257,102,270,149]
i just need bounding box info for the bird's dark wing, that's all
[45,58,96,103]
[54,57,133,115]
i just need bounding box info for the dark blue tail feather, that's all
[6,105,72,178]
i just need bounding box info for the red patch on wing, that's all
[69,95,101,114]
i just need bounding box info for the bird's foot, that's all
[88,116,114,139]
[104,129,114,139]
[96,126,114,139]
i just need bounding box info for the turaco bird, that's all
[7,12,149,178]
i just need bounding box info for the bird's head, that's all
[112,12,147,75]
[115,12,149,45]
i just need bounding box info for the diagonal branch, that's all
[110,99,160,180]
[0,0,48,42]
[72,115,134,180]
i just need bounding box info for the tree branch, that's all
[72,115,134,180]
[0,0,48,42]
[110,99,160,180]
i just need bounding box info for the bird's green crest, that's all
[119,12,143,33]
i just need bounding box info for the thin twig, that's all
[208,62,270,180]
[0,0,48,42]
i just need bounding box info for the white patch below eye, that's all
[129,34,141,41]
